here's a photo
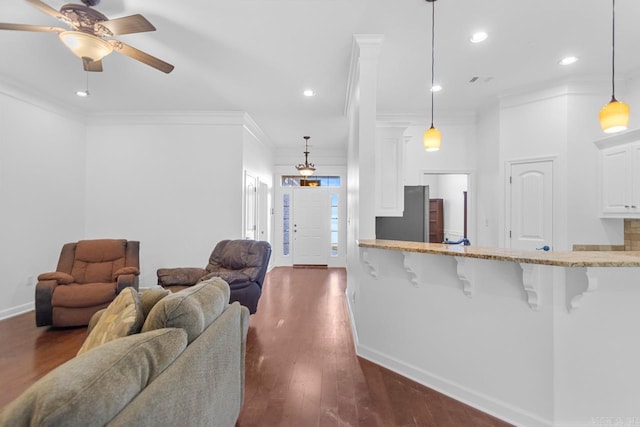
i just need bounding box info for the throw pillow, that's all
[141,277,230,343]
[0,328,187,427]
[77,287,144,355]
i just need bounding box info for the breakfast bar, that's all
[349,240,640,427]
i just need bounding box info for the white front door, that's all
[509,160,553,250]
[292,188,331,265]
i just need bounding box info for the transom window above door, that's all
[281,176,341,187]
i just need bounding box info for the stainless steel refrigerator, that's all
[375,185,429,242]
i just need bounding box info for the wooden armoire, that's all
[428,198,444,243]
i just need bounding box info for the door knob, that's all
[536,245,550,251]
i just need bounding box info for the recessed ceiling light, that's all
[76,90,89,97]
[470,32,488,44]
[303,89,315,97]
[559,56,579,66]
[430,85,442,92]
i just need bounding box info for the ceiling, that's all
[1,0,640,151]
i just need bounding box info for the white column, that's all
[354,34,384,240]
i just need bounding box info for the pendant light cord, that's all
[611,0,616,100]
[430,0,435,127]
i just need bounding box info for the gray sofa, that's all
[0,278,249,427]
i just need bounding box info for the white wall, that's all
[498,81,632,250]
[0,88,86,318]
[403,117,476,185]
[499,86,569,249]
[475,102,500,247]
[85,113,247,287]
[1,105,273,317]
[566,83,624,247]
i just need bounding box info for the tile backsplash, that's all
[625,219,640,251]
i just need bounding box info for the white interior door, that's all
[509,160,553,250]
[244,172,257,240]
[256,179,269,242]
[292,188,331,265]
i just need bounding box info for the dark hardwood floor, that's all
[239,267,511,427]
[0,267,512,427]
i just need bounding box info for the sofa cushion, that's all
[140,288,170,318]
[141,278,230,343]
[0,328,187,427]
[77,287,143,355]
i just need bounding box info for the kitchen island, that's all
[348,240,640,427]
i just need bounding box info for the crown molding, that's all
[0,76,85,123]
[242,112,273,150]
[377,111,476,127]
[85,110,251,125]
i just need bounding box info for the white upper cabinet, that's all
[595,129,640,218]
[374,126,408,217]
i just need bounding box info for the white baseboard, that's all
[0,302,34,321]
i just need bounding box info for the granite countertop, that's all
[358,239,640,267]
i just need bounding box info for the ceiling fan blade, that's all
[83,58,103,72]
[108,40,174,74]
[0,23,65,32]
[100,14,156,36]
[25,0,66,21]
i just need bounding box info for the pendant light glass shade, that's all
[599,97,630,133]
[599,0,629,133]
[423,125,441,151]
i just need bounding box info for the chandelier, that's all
[295,136,316,176]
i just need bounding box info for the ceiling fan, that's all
[0,0,174,73]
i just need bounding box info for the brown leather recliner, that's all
[35,239,140,327]
[157,239,271,314]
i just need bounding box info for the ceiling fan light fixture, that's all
[59,31,113,62]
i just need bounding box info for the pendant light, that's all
[599,0,630,133]
[295,136,316,176]
[423,0,441,152]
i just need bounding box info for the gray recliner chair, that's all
[157,239,271,314]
